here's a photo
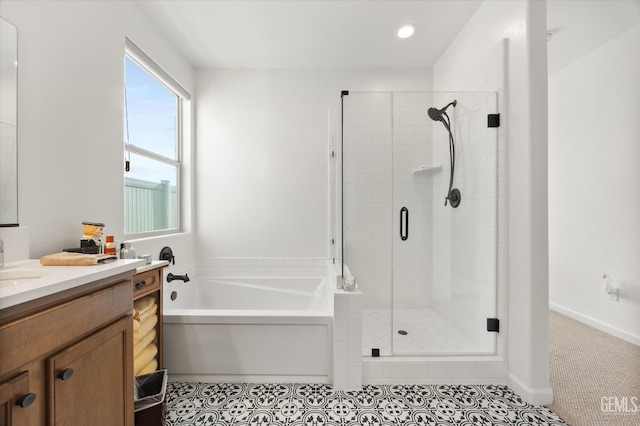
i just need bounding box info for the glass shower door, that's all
[341,91,499,357]
[392,91,499,355]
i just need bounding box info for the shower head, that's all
[429,99,461,208]
[427,100,457,122]
[427,107,443,122]
[427,106,450,131]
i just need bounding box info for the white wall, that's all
[0,0,196,266]
[549,24,640,345]
[434,0,551,404]
[195,68,430,263]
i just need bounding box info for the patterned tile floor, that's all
[165,382,567,425]
[363,308,479,356]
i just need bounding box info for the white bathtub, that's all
[163,277,333,383]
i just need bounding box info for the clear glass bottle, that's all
[120,242,136,259]
[128,244,136,259]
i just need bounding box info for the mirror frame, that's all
[0,16,18,226]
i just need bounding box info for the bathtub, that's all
[163,277,333,383]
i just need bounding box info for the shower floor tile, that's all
[165,382,567,425]
[363,307,479,356]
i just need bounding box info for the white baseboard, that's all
[549,302,640,347]
[168,374,329,384]
[507,372,554,406]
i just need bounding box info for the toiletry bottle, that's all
[104,236,116,256]
[120,243,128,259]
[128,243,136,259]
[120,242,137,259]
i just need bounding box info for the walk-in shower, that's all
[334,91,500,357]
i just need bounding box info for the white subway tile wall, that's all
[431,41,507,357]
[342,92,393,335]
[391,92,434,314]
[333,288,362,390]
[431,89,499,353]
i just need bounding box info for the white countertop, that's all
[0,258,145,310]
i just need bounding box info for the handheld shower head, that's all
[427,100,457,122]
[428,99,460,208]
[427,107,443,122]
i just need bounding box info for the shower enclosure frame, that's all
[336,90,501,358]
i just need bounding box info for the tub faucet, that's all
[167,273,190,283]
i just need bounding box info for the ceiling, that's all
[137,0,640,72]
[137,0,483,69]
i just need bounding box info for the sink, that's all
[0,269,49,287]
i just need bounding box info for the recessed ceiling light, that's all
[397,24,417,39]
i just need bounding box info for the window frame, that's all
[124,39,188,239]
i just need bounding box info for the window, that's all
[124,39,189,237]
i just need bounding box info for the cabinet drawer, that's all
[0,371,33,424]
[133,270,160,299]
[0,280,132,378]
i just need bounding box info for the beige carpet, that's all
[548,310,640,425]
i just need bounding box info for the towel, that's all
[133,315,158,345]
[134,328,157,358]
[135,303,158,323]
[134,343,158,375]
[136,359,158,377]
[134,296,156,315]
[40,252,117,266]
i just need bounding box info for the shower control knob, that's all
[448,188,461,208]
[160,246,175,265]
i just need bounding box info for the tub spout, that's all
[167,273,190,283]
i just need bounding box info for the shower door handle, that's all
[400,207,408,241]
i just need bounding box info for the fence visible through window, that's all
[125,178,177,234]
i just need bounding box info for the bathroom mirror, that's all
[0,17,18,226]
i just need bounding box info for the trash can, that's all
[134,369,168,426]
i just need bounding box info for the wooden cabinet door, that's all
[0,371,34,426]
[47,317,133,426]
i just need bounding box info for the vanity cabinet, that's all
[0,272,135,426]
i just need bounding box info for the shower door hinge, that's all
[487,113,500,128]
[331,238,335,245]
[487,318,500,333]
[331,150,335,158]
